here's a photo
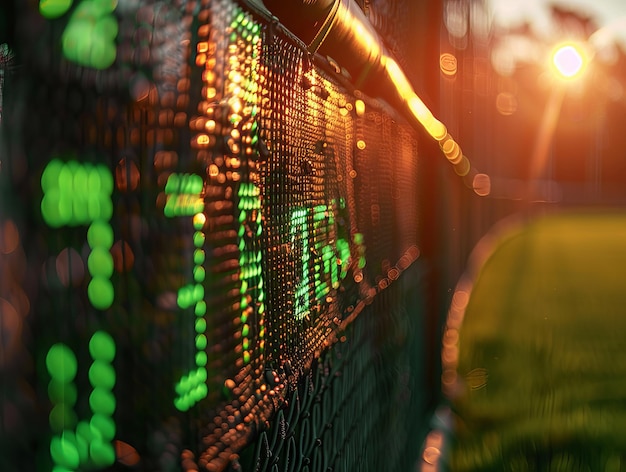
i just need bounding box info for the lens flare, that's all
[551,43,587,80]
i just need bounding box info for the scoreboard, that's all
[1,0,426,470]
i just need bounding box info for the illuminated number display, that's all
[163,173,209,411]
[46,332,117,469]
[237,182,265,364]
[41,159,115,310]
[3,0,420,469]
[290,202,354,321]
[40,158,119,468]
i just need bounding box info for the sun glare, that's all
[551,43,587,79]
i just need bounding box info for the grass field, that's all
[447,211,626,471]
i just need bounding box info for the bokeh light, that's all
[55,248,84,287]
[495,91,518,115]
[46,332,117,469]
[0,220,20,254]
[60,0,118,70]
[89,330,116,362]
[0,298,23,368]
[115,158,140,192]
[111,240,134,272]
[39,0,73,19]
[440,53,458,77]
[46,344,78,383]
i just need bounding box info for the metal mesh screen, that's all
[1,0,428,470]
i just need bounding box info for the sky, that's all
[484,0,626,58]
[459,0,626,76]
[487,0,626,49]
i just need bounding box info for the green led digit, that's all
[41,159,113,227]
[290,208,311,320]
[46,331,116,470]
[236,183,265,364]
[164,173,209,411]
[41,159,115,310]
[39,0,73,19]
[290,200,354,319]
[60,0,118,70]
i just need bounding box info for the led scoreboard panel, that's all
[1,0,422,470]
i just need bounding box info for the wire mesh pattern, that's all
[1,0,426,470]
[240,272,430,472]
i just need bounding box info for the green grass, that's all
[448,211,626,471]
